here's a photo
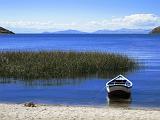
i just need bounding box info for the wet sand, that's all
[0,104,160,120]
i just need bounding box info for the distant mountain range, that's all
[43,29,151,34]
[43,30,87,34]
[93,29,151,34]
[54,30,87,34]
[0,27,155,34]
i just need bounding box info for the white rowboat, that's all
[106,75,132,98]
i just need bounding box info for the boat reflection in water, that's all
[107,96,132,108]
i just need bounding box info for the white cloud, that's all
[0,21,71,29]
[79,14,160,31]
[0,14,160,32]
[109,14,160,29]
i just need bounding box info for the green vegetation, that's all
[0,27,14,34]
[150,26,160,34]
[0,51,138,79]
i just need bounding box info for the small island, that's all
[150,26,160,34]
[0,27,14,34]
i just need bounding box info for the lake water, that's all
[0,34,160,108]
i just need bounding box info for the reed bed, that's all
[0,51,138,79]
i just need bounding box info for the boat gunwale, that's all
[108,85,132,88]
[106,75,133,88]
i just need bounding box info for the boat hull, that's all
[107,86,131,99]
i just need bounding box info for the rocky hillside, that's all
[150,26,160,34]
[0,27,14,34]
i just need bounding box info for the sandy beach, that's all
[0,104,160,120]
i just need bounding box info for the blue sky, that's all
[0,0,160,33]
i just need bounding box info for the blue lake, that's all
[0,34,160,108]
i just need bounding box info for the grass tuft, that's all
[0,51,138,79]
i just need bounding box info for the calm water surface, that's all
[0,34,160,108]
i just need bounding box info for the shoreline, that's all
[1,103,160,120]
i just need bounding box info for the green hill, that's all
[0,27,14,34]
[150,26,160,34]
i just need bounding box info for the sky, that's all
[0,0,160,33]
